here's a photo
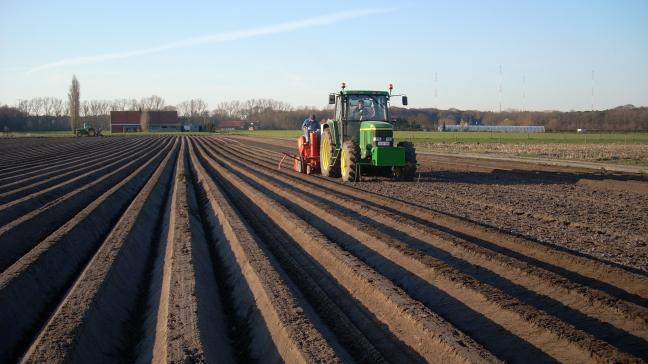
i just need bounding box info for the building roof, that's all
[149,111,178,125]
[110,110,179,126]
[110,111,140,124]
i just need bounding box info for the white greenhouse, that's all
[439,125,545,132]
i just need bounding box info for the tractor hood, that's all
[359,121,393,131]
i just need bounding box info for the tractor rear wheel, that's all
[341,140,359,182]
[88,129,96,137]
[320,128,340,177]
[393,141,417,181]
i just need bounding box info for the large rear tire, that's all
[393,141,417,181]
[341,140,359,182]
[320,128,340,177]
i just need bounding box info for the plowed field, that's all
[1,135,647,363]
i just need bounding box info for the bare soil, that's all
[1,135,647,363]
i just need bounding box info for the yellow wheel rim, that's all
[321,134,329,171]
[341,148,348,178]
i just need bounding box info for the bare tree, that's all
[18,99,30,115]
[191,99,208,118]
[42,97,54,116]
[80,100,91,118]
[150,95,165,110]
[89,100,104,118]
[110,98,129,111]
[31,98,45,116]
[68,75,80,130]
[176,101,191,118]
[128,98,139,111]
[52,98,64,117]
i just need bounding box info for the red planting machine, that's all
[279,130,320,175]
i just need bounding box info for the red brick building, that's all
[110,111,141,133]
[110,110,180,133]
[148,111,180,131]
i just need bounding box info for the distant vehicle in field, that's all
[75,123,103,137]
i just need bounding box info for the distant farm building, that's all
[218,120,248,131]
[439,125,545,133]
[110,111,141,133]
[110,110,180,133]
[148,111,180,132]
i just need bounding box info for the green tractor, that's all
[75,123,102,137]
[320,83,416,181]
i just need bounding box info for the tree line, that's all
[390,106,648,131]
[1,93,647,132]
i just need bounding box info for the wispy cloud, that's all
[29,8,394,73]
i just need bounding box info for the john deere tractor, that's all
[75,123,102,137]
[320,83,416,181]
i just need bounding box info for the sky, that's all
[1,0,647,111]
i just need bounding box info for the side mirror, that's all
[329,94,335,104]
[402,96,408,106]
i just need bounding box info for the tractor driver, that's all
[302,114,319,143]
[351,99,374,120]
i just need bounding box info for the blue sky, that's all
[1,0,647,111]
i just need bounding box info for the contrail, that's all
[29,8,394,73]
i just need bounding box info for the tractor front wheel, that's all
[341,140,359,182]
[393,141,417,181]
[320,128,340,177]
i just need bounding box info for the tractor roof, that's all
[340,90,390,96]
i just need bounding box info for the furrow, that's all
[0,138,153,200]
[219,136,648,303]
[205,137,642,362]
[0,137,173,361]
[211,137,648,351]
[0,137,139,190]
[0,137,157,208]
[194,137,500,363]
[187,138,348,363]
[0,138,171,271]
[21,137,179,363]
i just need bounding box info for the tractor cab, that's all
[320,83,416,181]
